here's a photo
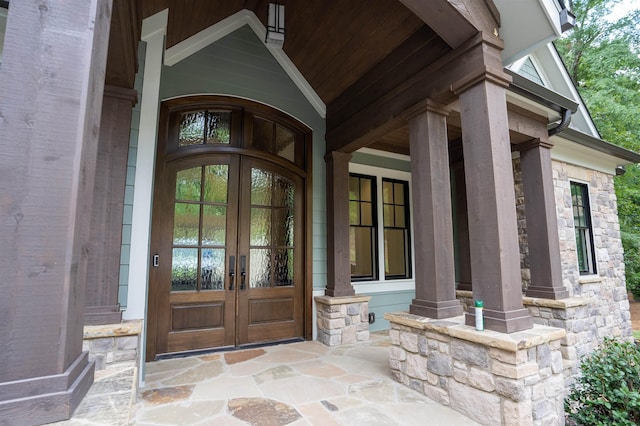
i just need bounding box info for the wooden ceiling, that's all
[135,0,425,105]
[107,1,510,154]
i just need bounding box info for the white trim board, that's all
[164,9,326,118]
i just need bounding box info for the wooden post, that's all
[454,69,533,333]
[325,151,356,297]
[520,140,570,299]
[85,86,138,325]
[407,101,463,318]
[0,0,113,423]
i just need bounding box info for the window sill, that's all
[578,275,603,284]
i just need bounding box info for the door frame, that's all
[146,95,313,361]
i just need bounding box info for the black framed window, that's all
[349,174,377,280]
[382,179,412,279]
[571,182,597,275]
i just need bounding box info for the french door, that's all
[147,97,309,360]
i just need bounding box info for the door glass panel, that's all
[250,208,271,246]
[201,248,225,290]
[275,125,295,162]
[171,248,198,291]
[253,117,273,153]
[251,169,273,206]
[273,209,293,246]
[173,203,200,245]
[203,165,229,203]
[273,175,294,207]
[202,205,226,246]
[176,167,202,201]
[205,111,231,144]
[250,248,271,288]
[179,112,205,146]
[274,248,293,286]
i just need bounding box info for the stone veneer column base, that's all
[82,320,142,370]
[385,312,568,426]
[315,295,371,346]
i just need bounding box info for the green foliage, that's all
[565,338,640,425]
[555,0,640,298]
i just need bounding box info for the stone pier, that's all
[315,295,371,346]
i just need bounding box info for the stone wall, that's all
[386,313,567,426]
[315,295,371,346]
[513,159,632,380]
[82,320,142,370]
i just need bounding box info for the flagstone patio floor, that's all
[52,331,480,425]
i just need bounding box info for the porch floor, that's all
[53,332,479,425]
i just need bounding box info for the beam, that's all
[327,32,504,153]
[398,0,478,49]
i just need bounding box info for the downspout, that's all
[548,108,572,137]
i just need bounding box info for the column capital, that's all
[451,65,512,95]
[516,138,555,152]
[403,99,451,120]
[324,150,353,163]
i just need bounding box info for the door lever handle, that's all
[240,255,246,290]
[228,255,235,290]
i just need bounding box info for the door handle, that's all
[240,255,246,290]
[228,255,235,290]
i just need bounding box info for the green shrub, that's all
[565,338,640,425]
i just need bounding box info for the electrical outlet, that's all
[368,312,375,324]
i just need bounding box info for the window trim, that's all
[349,163,414,288]
[570,180,598,276]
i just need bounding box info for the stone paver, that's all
[50,332,480,425]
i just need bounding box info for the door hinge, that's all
[153,254,159,267]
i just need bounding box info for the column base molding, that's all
[525,286,570,300]
[0,352,95,425]
[410,298,463,319]
[465,307,533,333]
[84,304,123,326]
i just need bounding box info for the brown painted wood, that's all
[326,33,496,153]
[0,0,111,422]
[85,86,137,326]
[324,151,355,297]
[407,103,462,318]
[105,0,141,88]
[398,0,479,49]
[147,97,311,360]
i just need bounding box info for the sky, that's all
[607,0,640,20]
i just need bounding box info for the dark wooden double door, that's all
[148,99,308,359]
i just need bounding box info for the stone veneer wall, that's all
[315,295,371,346]
[82,320,142,370]
[512,158,632,379]
[386,313,567,426]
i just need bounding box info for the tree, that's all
[555,0,640,297]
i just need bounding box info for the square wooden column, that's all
[407,102,463,318]
[520,140,570,299]
[85,86,138,325]
[0,0,112,423]
[325,151,355,297]
[451,155,473,292]
[455,73,533,333]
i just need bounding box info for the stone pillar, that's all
[325,151,355,297]
[454,72,533,333]
[0,0,112,423]
[451,156,473,292]
[315,296,371,346]
[520,140,570,299]
[406,102,462,318]
[85,86,137,325]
